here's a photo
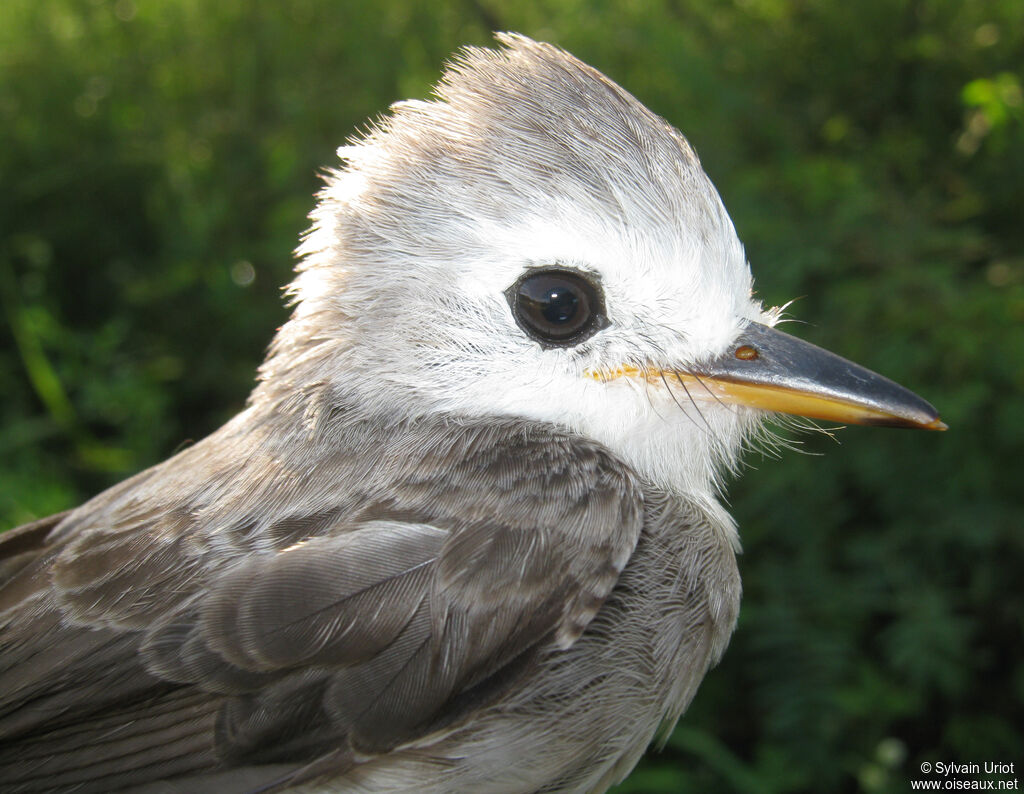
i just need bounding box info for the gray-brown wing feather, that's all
[0,416,643,792]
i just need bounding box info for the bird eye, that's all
[505,268,608,348]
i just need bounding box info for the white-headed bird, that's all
[0,34,943,793]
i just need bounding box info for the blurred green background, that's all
[1,1,1021,792]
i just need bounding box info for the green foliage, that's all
[1,1,1021,791]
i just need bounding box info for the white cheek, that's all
[423,351,748,507]
[349,200,758,506]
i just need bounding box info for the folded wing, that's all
[0,418,643,792]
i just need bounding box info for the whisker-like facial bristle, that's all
[762,298,804,327]
[743,413,839,462]
[637,368,672,424]
[663,373,743,479]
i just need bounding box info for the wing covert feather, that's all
[0,417,646,790]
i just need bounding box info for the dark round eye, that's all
[505,268,608,348]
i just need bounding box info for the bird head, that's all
[266,34,942,512]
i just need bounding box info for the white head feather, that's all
[262,34,774,532]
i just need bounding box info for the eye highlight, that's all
[505,267,609,348]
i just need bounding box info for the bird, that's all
[0,33,944,794]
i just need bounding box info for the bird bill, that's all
[588,321,946,430]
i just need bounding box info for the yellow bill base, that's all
[586,366,947,431]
